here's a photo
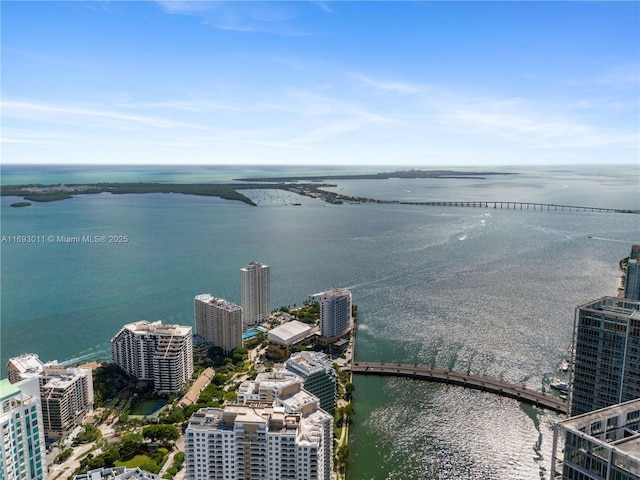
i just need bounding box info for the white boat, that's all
[560,359,570,372]
[551,378,569,393]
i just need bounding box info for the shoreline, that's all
[0,169,515,205]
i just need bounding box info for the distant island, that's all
[234,169,517,182]
[1,169,515,205]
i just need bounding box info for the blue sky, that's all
[2,1,638,166]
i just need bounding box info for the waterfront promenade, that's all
[350,361,568,414]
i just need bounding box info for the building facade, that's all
[194,294,243,354]
[236,370,334,480]
[320,289,352,339]
[6,353,94,443]
[550,398,640,480]
[185,402,332,480]
[0,377,47,480]
[625,259,640,300]
[111,321,193,394]
[285,352,338,415]
[570,297,640,416]
[241,262,271,328]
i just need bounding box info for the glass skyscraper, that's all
[570,297,640,417]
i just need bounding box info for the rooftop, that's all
[0,378,20,401]
[578,296,640,316]
[287,351,333,375]
[6,353,44,376]
[559,398,640,461]
[268,320,317,344]
[123,320,192,337]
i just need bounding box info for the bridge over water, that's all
[350,361,568,414]
[391,200,639,214]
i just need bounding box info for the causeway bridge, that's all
[393,200,639,214]
[350,361,568,414]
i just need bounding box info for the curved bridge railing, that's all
[350,361,568,414]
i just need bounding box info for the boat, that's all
[550,378,569,394]
[559,359,570,372]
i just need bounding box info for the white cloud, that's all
[349,73,422,94]
[595,63,640,90]
[155,1,312,36]
[3,100,207,130]
[3,59,637,165]
[443,100,637,150]
[114,100,244,112]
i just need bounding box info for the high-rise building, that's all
[623,245,640,300]
[194,294,243,354]
[241,261,271,328]
[320,288,352,339]
[111,321,193,394]
[0,377,48,480]
[6,353,94,443]
[235,371,333,480]
[285,352,338,415]
[185,398,333,480]
[549,398,640,480]
[570,297,640,416]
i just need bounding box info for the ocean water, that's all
[1,164,639,479]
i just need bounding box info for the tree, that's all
[102,447,120,467]
[139,459,160,474]
[86,455,105,470]
[337,444,350,474]
[54,449,73,464]
[163,408,185,424]
[76,424,101,443]
[344,382,355,400]
[342,403,355,419]
[120,432,143,458]
[143,424,180,444]
[231,352,245,365]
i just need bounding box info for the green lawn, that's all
[116,454,151,468]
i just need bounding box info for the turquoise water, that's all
[1,164,639,479]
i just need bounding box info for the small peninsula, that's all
[1,182,338,206]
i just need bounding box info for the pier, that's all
[395,200,638,214]
[350,361,568,414]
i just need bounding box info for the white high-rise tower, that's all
[241,261,271,328]
[320,288,352,339]
[111,321,193,394]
